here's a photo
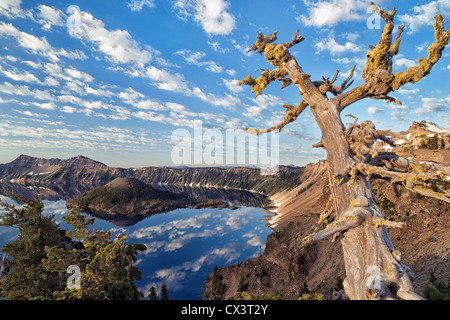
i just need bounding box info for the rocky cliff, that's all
[0,155,304,200]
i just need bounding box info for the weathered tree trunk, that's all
[239,3,449,300]
[310,101,420,300]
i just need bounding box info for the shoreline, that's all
[266,197,283,229]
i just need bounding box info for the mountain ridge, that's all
[0,154,305,201]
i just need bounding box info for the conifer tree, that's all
[43,208,147,300]
[160,282,169,300]
[0,191,62,299]
[0,191,147,300]
[148,286,157,300]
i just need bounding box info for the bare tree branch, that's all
[312,65,356,96]
[284,29,305,49]
[356,163,450,204]
[246,30,278,55]
[245,100,308,135]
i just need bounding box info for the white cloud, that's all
[223,78,243,94]
[32,101,57,110]
[127,0,155,12]
[0,21,50,52]
[393,58,416,69]
[253,94,285,108]
[4,55,17,62]
[416,42,429,52]
[125,65,240,108]
[68,11,153,66]
[84,85,113,97]
[0,96,16,104]
[21,60,42,69]
[0,22,86,61]
[119,87,165,111]
[1,69,40,84]
[43,76,59,87]
[413,96,450,115]
[208,41,229,53]
[246,236,263,247]
[390,104,409,110]
[396,88,420,95]
[331,56,366,68]
[173,0,235,35]
[65,67,94,83]
[342,32,360,42]
[130,213,211,239]
[391,111,407,122]
[15,109,47,118]
[0,121,155,151]
[314,36,362,56]
[191,88,240,107]
[119,87,144,102]
[175,49,227,73]
[0,82,54,100]
[243,105,264,119]
[298,0,368,27]
[42,62,94,88]
[37,5,65,30]
[0,0,32,20]
[398,0,450,34]
[144,66,191,92]
[61,106,76,113]
[232,40,252,56]
[166,102,187,113]
[205,63,223,73]
[367,106,384,115]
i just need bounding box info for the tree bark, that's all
[309,103,421,300]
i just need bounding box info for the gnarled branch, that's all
[355,163,450,204]
[284,29,305,49]
[246,30,278,55]
[304,205,368,244]
[237,67,289,98]
[338,5,449,111]
[391,15,450,90]
[313,65,356,96]
[245,100,308,135]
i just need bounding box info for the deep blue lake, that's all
[0,195,272,300]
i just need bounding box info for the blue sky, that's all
[0,0,449,168]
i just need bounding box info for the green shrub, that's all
[422,272,450,300]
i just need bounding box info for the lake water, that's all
[0,195,273,300]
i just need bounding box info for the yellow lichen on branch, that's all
[391,14,450,90]
[244,100,308,135]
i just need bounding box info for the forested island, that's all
[66,177,229,225]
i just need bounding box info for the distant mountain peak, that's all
[406,121,449,135]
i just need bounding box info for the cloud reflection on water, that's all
[127,207,269,298]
